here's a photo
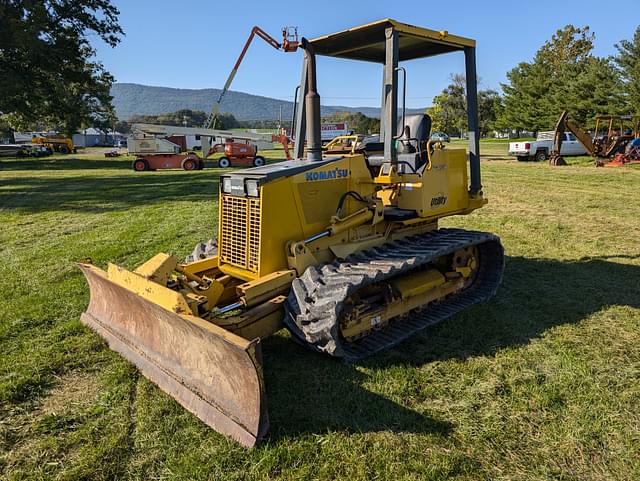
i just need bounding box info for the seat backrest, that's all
[365,115,433,171]
[397,114,432,169]
[398,114,432,143]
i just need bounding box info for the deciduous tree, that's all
[428,75,502,137]
[0,0,123,136]
[427,74,467,136]
[322,111,380,135]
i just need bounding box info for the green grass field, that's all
[1,145,639,480]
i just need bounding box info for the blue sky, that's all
[94,0,639,110]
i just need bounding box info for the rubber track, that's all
[284,228,504,362]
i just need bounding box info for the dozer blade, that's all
[78,263,268,447]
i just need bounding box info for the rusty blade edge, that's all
[81,311,265,448]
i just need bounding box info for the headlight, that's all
[245,179,259,197]
[222,177,232,193]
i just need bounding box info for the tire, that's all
[218,157,231,168]
[182,157,197,171]
[132,158,149,171]
[253,155,266,167]
[534,150,548,162]
[198,159,205,170]
[58,145,70,154]
[184,238,218,263]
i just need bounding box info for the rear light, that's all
[524,143,531,149]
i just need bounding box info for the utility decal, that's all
[430,193,447,207]
[305,168,349,181]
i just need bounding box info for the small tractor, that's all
[79,20,504,447]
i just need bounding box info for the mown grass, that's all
[1,145,639,480]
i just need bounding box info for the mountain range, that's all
[111,83,425,121]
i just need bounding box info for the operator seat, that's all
[367,114,432,173]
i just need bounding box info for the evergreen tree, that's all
[614,26,640,114]
[551,57,626,127]
[496,25,627,133]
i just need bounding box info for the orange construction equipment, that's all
[204,26,299,130]
[208,141,264,168]
[207,130,293,167]
[598,139,640,167]
[132,152,203,172]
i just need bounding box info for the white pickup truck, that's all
[509,131,588,161]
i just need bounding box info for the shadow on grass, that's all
[0,170,223,212]
[262,255,639,440]
[481,155,513,161]
[0,156,264,172]
[263,334,454,441]
[0,157,136,171]
[366,255,640,367]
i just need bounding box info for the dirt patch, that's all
[39,371,101,416]
[1,371,103,474]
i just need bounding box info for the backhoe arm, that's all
[551,110,595,165]
[553,110,595,155]
[565,119,595,155]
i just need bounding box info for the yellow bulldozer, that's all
[79,20,504,447]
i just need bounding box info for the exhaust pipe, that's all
[301,38,322,162]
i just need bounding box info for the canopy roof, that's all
[309,19,475,63]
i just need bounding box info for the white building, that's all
[73,128,127,147]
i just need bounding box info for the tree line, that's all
[117,109,381,135]
[118,110,292,133]
[1,3,638,140]
[428,25,640,136]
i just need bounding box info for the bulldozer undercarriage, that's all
[285,229,504,361]
[338,246,479,342]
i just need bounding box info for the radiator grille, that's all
[220,195,261,272]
